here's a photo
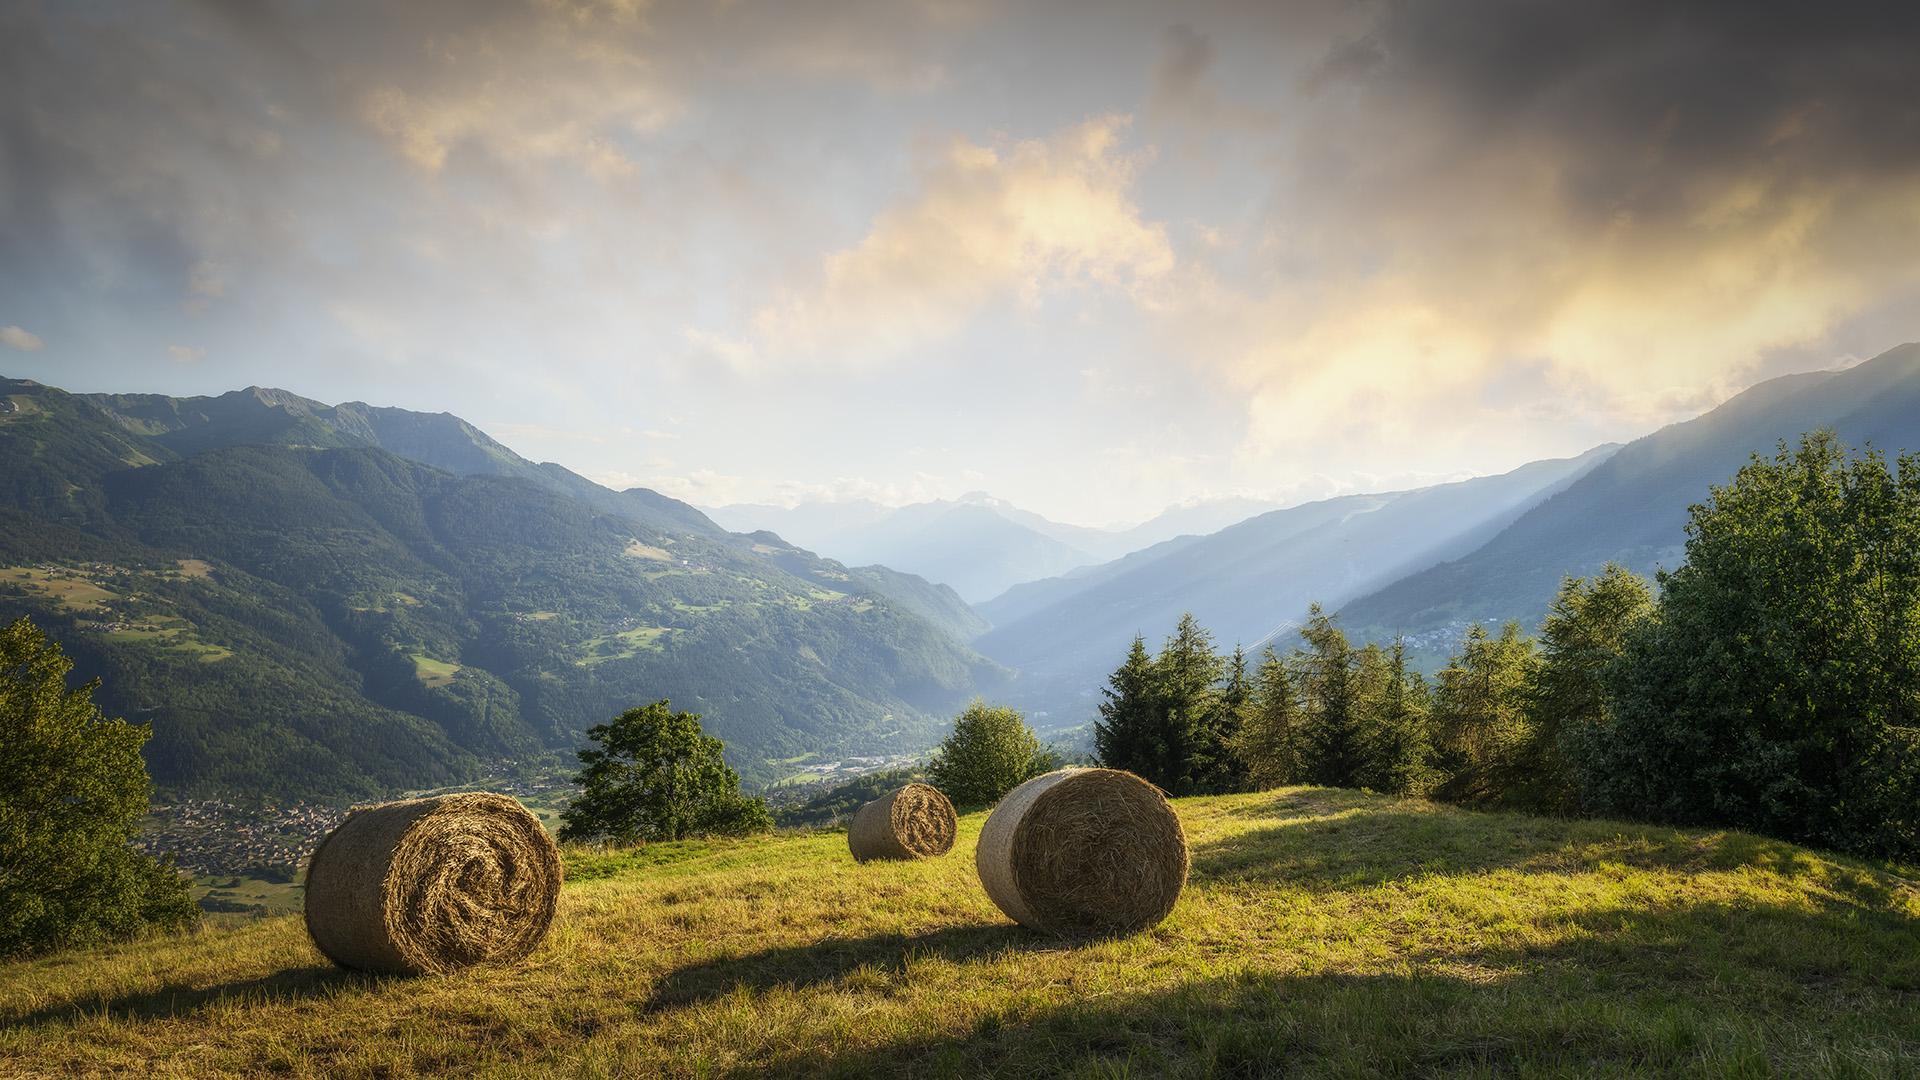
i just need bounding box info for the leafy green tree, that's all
[1532,565,1655,812]
[928,700,1058,807]
[559,700,772,844]
[1232,645,1303,789]
[1293,605,1367,787]
[1355,639,1435,795]
[1094,635,1163,782]
[0,617,195,958]
[1588,432,1920,858]
[1430,622,1540,807]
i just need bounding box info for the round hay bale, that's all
[304,792,562,975]
[847,783,957,862]
[975,767,1188,936]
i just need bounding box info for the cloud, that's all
[713,116,1174,370]
[1150,0,1920,476]
[0,326,44,351]
[167,344,205,363]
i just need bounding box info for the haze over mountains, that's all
[1337,342,1920,656]
[0,380,997,798]
[707,493,1285,603]
[974,446,1620,724]
[5,343,1918,795]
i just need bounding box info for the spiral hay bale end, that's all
[304,792,562,975]
[847,782,957,862]
[975,767,1188,937]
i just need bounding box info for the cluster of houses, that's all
[137,800,349,878]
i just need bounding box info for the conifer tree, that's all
[1232,645,1303,789]
[1431,622,1539,807]
[1356,639,1435,794]
[1293,605,1365,787]
[1154,613,1226,795]
[1194,644,1252,793]
[1094,634,1163,781]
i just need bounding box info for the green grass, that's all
[2,788,1917,1077]
[575,626,673,667]
[410,653,461,688]
[194,876,305,925]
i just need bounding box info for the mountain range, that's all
[972,445,1620,725]
[9,342,1916,797]
[0,380,996,798]
[706,492,1286,603]
[1336,342,1920,656]
[976,342,1920,732]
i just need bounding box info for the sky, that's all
[3,1,1918,527]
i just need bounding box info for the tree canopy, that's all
[558,700,772,845]
[0,616,195,957]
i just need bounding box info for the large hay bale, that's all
[847,783,957,862]
[975,767,1188,936]
[304,792,562,975]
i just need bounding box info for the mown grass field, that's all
[2,788,1917,1078]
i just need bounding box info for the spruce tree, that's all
[1194,644,1252,793]
[1232,645,1303,789]
[1094,634,1163,781]
[1154,613,1226,795]
[1293,605,1365,787]
[1431,622,1540,807]
[1356,639,1434,795]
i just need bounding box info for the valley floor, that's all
[2,788,1917,1078]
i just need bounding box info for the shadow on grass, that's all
[1188,789,1910,904]
[5,964,379,1028]
[647,922,1058,1011]
[717,898,1920,1079]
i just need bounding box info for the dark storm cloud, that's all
[1317,0,1920,217]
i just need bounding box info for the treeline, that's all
[1097,432,1920,861]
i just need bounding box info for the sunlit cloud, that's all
[0,326,44,352]
[709,116,1174,370]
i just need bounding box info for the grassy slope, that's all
[2,788,1916,1078]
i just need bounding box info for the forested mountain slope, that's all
[976,447,1617,723]
[0,378,999,798]
[1338,342,1920,654]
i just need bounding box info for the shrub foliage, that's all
[559,700,772,844]
[0,616,195,957]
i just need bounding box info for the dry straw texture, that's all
[304,792,562,975]
[976,767,1189,936]
[846,783,957,862]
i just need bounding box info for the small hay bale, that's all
[304,792,562,975]
[975,767,1188,936]
[847,783,957,862]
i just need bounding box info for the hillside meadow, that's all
[2,788,1917,1078]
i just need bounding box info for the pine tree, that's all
[1094,634,1163,780]
[1356,639,1434,794]
[1431,622,1540,807]
[1293,605,1365,787]
[1194,644,1252,793]
[1232,645,1303,789]
[1154,613,1226,795]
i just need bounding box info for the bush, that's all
[0,617,196,958]
[558,700,773,844]
[927,701,1059,807]
[1583,432,1920,859]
